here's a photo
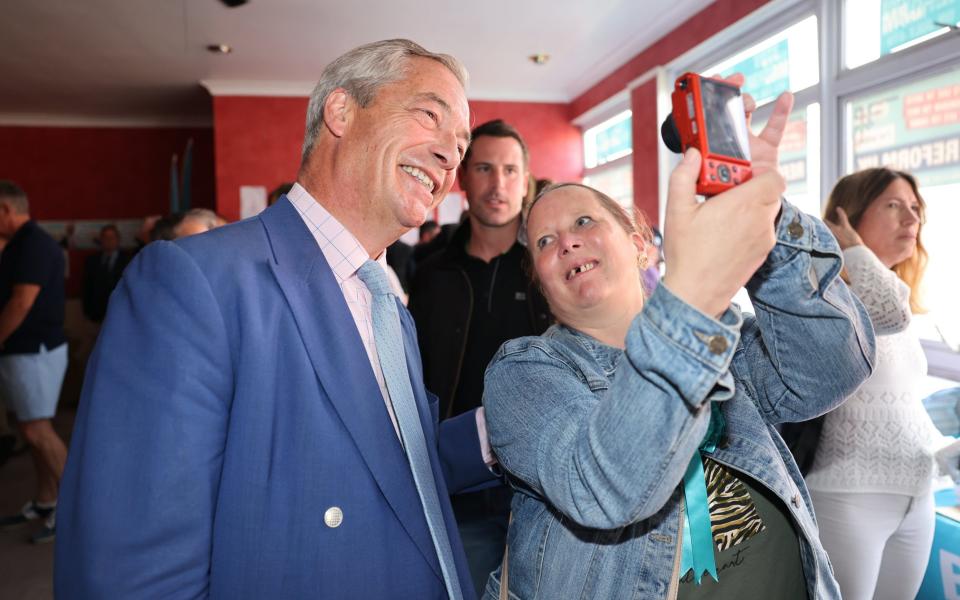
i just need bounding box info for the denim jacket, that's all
[481,201,876,600]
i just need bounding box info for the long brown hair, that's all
[823,168,927,313]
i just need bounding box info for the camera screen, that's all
[701,79,751,161]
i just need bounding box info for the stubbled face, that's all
[460,135,528,228]
[341,57,470,235]
[855,177,922,268]
[527,187,644,323]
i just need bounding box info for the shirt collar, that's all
[286,183,387,282]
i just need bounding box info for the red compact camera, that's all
[669,73,752,197]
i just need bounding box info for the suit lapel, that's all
[259,198,442,579]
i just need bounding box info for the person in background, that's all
[804,167,956,600]
[641,225,663,294]
[411,220,446,270]
[387,237,414,292]
[0,235,16,469]
[481,86,875,600]
[409,119,551,594]
[0,180,69,544]
[148,213,182,242]
[174,208,225,238]
[419,220,441,245]
[268,182,294,207]
[82,224,129,324]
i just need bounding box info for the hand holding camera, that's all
[662,149,785,317]
[661,73,792,317]
[662,72,794,194]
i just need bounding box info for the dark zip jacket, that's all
[408,220,552,419]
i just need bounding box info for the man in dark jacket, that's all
[82,224,128,323]
[408,120,551,595]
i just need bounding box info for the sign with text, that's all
[849,67,960,187]
[881,0,960,54]
[594,117,632,166]
[719,40,790,106]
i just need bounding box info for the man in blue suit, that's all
[55,39,494,599]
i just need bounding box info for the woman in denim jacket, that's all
[481,87,875,600]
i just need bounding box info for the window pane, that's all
[845,66,960,342]
[916,182,960,347]
[703,15,819,107]
[584,110,632,169]
[583,162,633,212]
[845,0,960,69]
[752,103,822,216]
[846,67,960,185]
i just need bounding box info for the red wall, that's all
[631,80,661,226]
[212,96,308,222]
[0,124,215,296]
[468,100,582,183]
[212,0,772,226]
[0,125,215,220]
[571,0,771,118]
[572,0,772,226]
[211,97,583,221]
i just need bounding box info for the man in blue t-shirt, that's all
[0,181,68,544]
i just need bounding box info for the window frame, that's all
[656,0,960,380]
[576,90,635,210]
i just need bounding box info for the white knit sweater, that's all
[805,245,943,497]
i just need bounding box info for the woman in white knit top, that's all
[806,167,943,600]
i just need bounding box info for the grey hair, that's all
[300,39,468,162]
[0,180,29,214]
[179,208,221,231]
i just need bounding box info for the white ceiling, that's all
[0,0,714,125]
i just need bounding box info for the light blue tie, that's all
[357,260,462,600]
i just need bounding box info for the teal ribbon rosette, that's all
[680,402,726,584]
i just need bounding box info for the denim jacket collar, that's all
[551,323,622,377]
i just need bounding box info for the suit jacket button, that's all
[324,507,344,528]
[791,494,801,508]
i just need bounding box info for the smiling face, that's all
[527,186,646,326]
[855,177,922,268]
[338,57,471,238]
[460,135,528,228]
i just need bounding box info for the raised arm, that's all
[842,244,911,335]
[56,242,234,598]
[484,286,739,530]
[484,130,789,529]
[737,201,876,425]
[825,205,911,335]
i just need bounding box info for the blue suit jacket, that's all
[55,198,493,599]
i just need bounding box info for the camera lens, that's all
[717,164,731,182]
